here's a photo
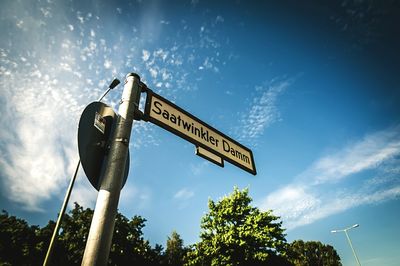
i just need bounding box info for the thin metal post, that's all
[344,230,361,266]
[81,73,141,266]
[43,160,80,266]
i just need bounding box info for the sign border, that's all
[143,89,257,175]
[196,146,224,167]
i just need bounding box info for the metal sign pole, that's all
[43,79,120,266]
[81,73,141,266]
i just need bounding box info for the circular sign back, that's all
[77,101,129,190]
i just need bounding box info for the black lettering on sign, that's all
[162,109,170,120]
[152,101,162,115]
[170,114,177,124]
[222,139,250,164]
[182,120,191,131]
[148,93,255,174]
[223,139,230,152]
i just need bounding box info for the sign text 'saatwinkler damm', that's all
[144,91,256,175]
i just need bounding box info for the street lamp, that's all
[331,224,361,266]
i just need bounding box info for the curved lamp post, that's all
[331,224,361,266]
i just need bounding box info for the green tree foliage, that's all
[108,213,162,265]
[185,187,289,266]
[57,203,163,265]
[39,220,69,265]
[58,203,93,264]
[0,210,42,266]
[0,189,342,266]
[165,230,186,266]
[287,240,342,266]
[0,204,164,265]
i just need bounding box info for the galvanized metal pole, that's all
[344,230,361,266]
[81,73,141,266]
[43,79,120,266]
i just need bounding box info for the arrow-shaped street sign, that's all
[143,89,256,175]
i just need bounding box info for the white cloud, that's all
[40,7,52,18]
[174,188,195,200]
[202,57,213,69]
[260,185,320,222]
[258,126,400,230]
[215,15,224,24]
[0,0,234,212]
[161,69,171,81]
[16,20,24,29]
[149,67,158,78]
[290,186,399,229]
[260,183,400,230]
[237,77,293,145]
[154,49,168,61]
[119,184,152,210]
[309,126,400,184]
[104,59,112,69]
[0,68,82,211]
[142,50,150,62]
[68,176,97,209]
[77,16,84,24]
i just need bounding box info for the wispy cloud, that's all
[68,175,97,210]
[173,188,195,209]
[237,77,294,146]
[174,188,195,200]
[0,0,230,212]
[0,59,82,211]
[189,161,210,176]
[307,126,400,184]
[258,125,400,229]
[119,184,152,211]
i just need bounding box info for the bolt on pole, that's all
[81,73,141,266]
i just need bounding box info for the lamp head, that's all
[109,78,121,89]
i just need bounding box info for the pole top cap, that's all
[126,73,141,80]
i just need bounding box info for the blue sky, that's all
[1,0,399,265]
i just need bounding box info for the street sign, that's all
[195,146,224,167]
[78,101,130,190]
[143,90,256,175]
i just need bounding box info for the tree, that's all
[0,204,164,265]
[58,203,164,265]
[185,187,289,266]
[58,203,94,265]
[108,213,160,265]
[287,240,342,266]
[165,230,185,266]
[36,219,70,265]
[0,210,42,265]
[146,243,165,266]
[47,203,162,265]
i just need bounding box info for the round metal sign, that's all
[77,101,129,190]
